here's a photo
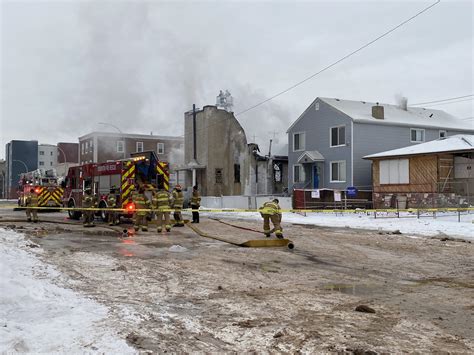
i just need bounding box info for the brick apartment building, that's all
[78,132,183,165]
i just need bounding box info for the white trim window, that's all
[330,125,346,147]
[379,159,409,184]
[39,161,44,166]
[439,130,447,139]
[136,141,144,153]
[39,151,45,156]
[85,141,89,152]
[330,160,346,182]
[157,142,165,154]
[81,143,84,155]
[410,128,425,143]
[116,141,124,153]
[314,102,320,111]
[293,164,304,183]
[293,132,305,152]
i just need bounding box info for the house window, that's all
[116,141,124,153]
[81,143,84,155]
[410,128,425,143]
[439,130,447,139]
[85,141,89,152]
[330,126,346,147]
[50,162,53,166]
[215,168,223,183]
[39,161,44,166]
[293,164,304,183]
[50,151,53,156]
[293,132,305,152]
[330,161,346,182]
[234,164,240,183]
[39,151,45,156]
[136,141,144,153]
[315,102,320,110]
[379,159,409,184]
[157,143,164,154]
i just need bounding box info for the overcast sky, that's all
[1,0,473,158]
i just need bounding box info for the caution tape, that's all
[1,205,473,213]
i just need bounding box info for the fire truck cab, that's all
[62,151,170,221]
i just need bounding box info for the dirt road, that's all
[2,210,473,353]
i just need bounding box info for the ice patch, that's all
[169,245,187,252]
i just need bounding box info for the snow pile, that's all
[0,228,135,354]
[201,211,474,240]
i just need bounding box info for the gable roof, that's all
[364,134,474,159]
[287,97,473,133]
[297,150,325,163]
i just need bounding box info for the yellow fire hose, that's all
[186,222,294,249]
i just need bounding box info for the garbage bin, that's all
[396,195,407,210]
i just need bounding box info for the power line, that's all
[461,117,474,120]
[236,0,441,116]
[411,94,474,106]
[421,97,474,107]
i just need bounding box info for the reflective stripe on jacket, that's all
[107,194,117,207]
[153,190,170,209]
[172,190,184,209]
[27,193,38,207]
[191,191,201,205]
[260,201,280,215]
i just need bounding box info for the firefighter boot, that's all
[165,225,171,233]
[141,226,148,232]
[275,230,283,239]
[157,228,162,233]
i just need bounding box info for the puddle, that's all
[322,283,379,296]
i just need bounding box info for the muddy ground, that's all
[1,209,473,353]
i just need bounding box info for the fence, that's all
[200,195,292,210]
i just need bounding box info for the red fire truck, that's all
[62,151,170,220]
[18,169,64,209]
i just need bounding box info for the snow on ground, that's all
[200,210,474,240]
[0,228,135,354]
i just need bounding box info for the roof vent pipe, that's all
[372,104,384,119]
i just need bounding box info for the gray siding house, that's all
[287,97,474,192]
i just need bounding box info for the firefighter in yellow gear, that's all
[153,186,172,233]
[172,184,185,227]
[259,199,283,238]
[190,185,201,223]
[106,186,120,226]
[82,189,97,227]
[133,186,150,232]
[25,188,39,223]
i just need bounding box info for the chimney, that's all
[372,103,384,119]
[400,97,408,111]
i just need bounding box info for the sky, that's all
[1,0,473,158]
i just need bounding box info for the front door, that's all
[312,165,319,189]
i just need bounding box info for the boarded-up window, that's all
[215,168,223,184]
[380,159,409,184]
[234,164,240,183]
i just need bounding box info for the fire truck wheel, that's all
[99,201,108,222]
[68,199,82,220]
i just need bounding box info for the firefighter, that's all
[172,184,184,227]
[25,188,39,223]
[107,186,119,226]
[153,184,172,233]
[190,185,201,223]
[82,188,97,227]
[133,186,149,232]
[259,198,283,238]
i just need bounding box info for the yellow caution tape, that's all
[1,205,473,213]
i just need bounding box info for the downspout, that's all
[351,120,354,186]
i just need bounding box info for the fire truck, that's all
[62,151,170,221]
[18,169,64,209]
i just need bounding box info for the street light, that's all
[98,122,126,159]
[13,159,29,173]
[56,145,69,177]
